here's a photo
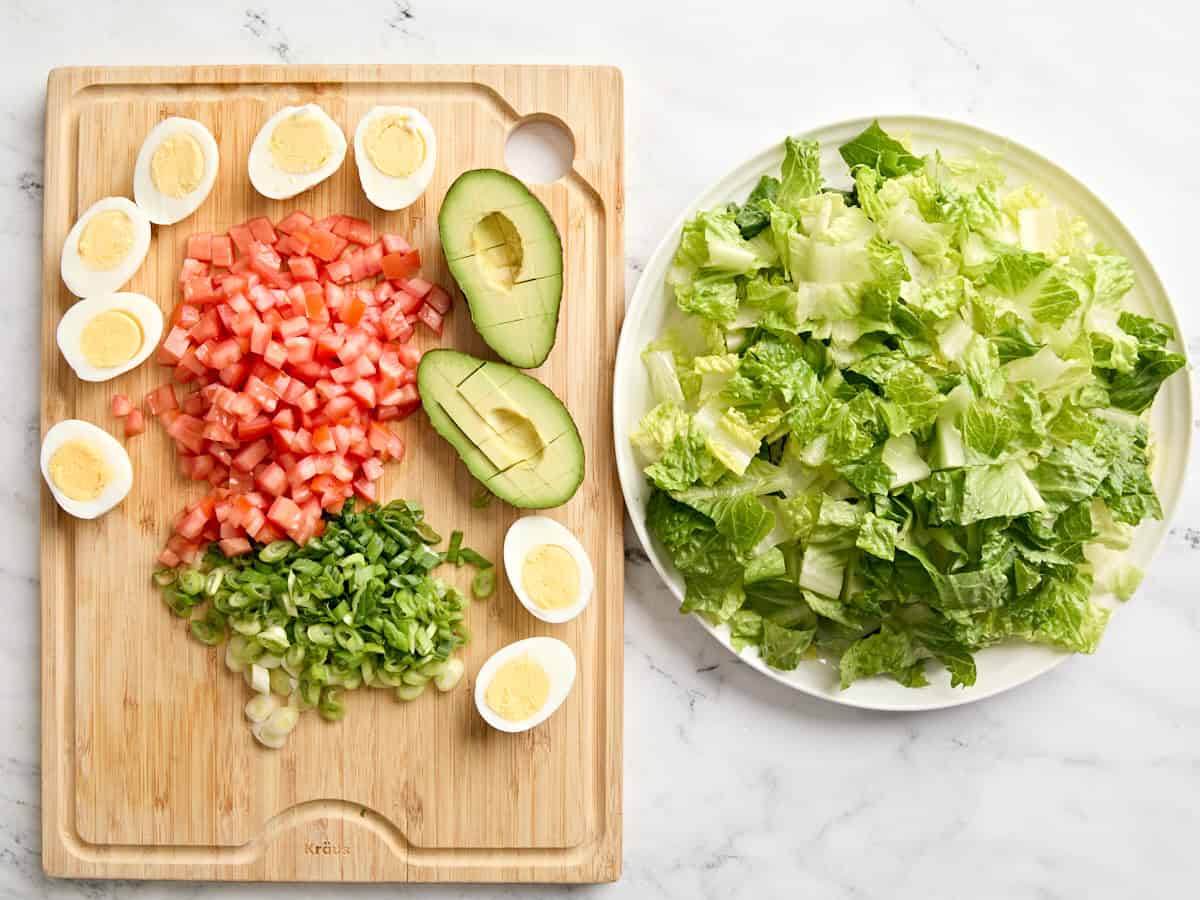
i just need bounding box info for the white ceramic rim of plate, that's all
[613,114,1194,712]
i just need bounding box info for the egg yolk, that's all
[364,115,426,178]
[270,112,332,174]
[77,210,134,271]
[485,655,551,722]
[150,131,205,198]
[49,440,110,501]
[80,309,143,368]
[522,544,580,610]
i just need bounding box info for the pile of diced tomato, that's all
[150,212,451,566]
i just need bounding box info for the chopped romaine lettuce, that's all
[638,124,1183,690]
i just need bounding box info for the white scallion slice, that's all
[245,693,278,724]
[251,722,288,749]
[248,663,270,694]
[433,657,465,692]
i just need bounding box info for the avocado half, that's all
[418,349,583,509]
[438,169,564,369]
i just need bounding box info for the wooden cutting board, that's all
[40,65,623,883]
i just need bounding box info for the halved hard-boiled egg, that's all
[133,117,220,225]
[248,104,347,200]
[40,420,133,519]
[60,197,152,298]
[474,637,576,733]
[503,516,594,624]
[353,106,436,210]
[57,292,163,382]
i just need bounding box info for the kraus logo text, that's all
[304,839,351,856]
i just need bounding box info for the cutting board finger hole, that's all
[505,115,575,184]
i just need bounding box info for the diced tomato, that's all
[179,258,209,284]
[229,224,255,255]
[276,211,313,235]
[248,217,278,245]
[361,457,385,482]
[208,338,243,369]
[381,249,421,280]
[124,408,146,437]
[263,340,287,369]
[417,304,444,335]
[324,259,353,284]
[288,255,319,281]
[400,276,433,300]
[304,228,338,261]
[218,537,252,557]
[233,439,271,471]
[341,293,366,326]
[146,384,178,416]
[325,395,357,420]
[176,506,209,540]
[381,233,411,254]
[425,285,452,314]
[111,394,133,417]
[157,208,447,560]
[211,235,234,268]
[187,233,213,261]
[396,344,422,369]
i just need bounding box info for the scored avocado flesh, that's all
[418,349,583,509]
[439,169,564,369]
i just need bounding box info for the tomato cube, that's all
[124,408,146,437]
[276,211,313,235]
[287,255,319,281]
[248,217,278,244]
[229,224,255,256]
[381,249,421,280]
[425,285,452,314]
[381,233,411,254]
[211,235,235,268]
[187,233,213,261]
[110,393,133,418]
[417,304,444,335]
[267,495,304,532]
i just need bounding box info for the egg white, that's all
[60,197,152,298]
[40,420,134,520]
[503,516,595,624]
[473,637,577,733]
[133,117,220,225]
[56,292,164,383]
[353,106,437,211]
[248,104,347,200]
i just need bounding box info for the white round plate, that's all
[614,115,1192,711]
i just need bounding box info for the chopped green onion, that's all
[259,540,294,563]
[446,530,464,565]
[433,657,465,692]
[249,664,270,694]
[395,683,425,701]
[401,670,429,687]
[471,567,496,600]
[245,694,277,723]
[458,549,492,569]
[318,687,345,721]
[154,499,477,744]
[178,569,205,596]
[269,667,293,696]
[470,488,494,509]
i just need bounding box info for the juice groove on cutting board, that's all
[40,65,623,883]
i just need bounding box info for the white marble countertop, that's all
[3,0,1198,896]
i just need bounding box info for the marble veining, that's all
[4,0,1198,897]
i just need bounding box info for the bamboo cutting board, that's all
[40,65,623,883]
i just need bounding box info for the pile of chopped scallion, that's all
[153,499,493,749]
